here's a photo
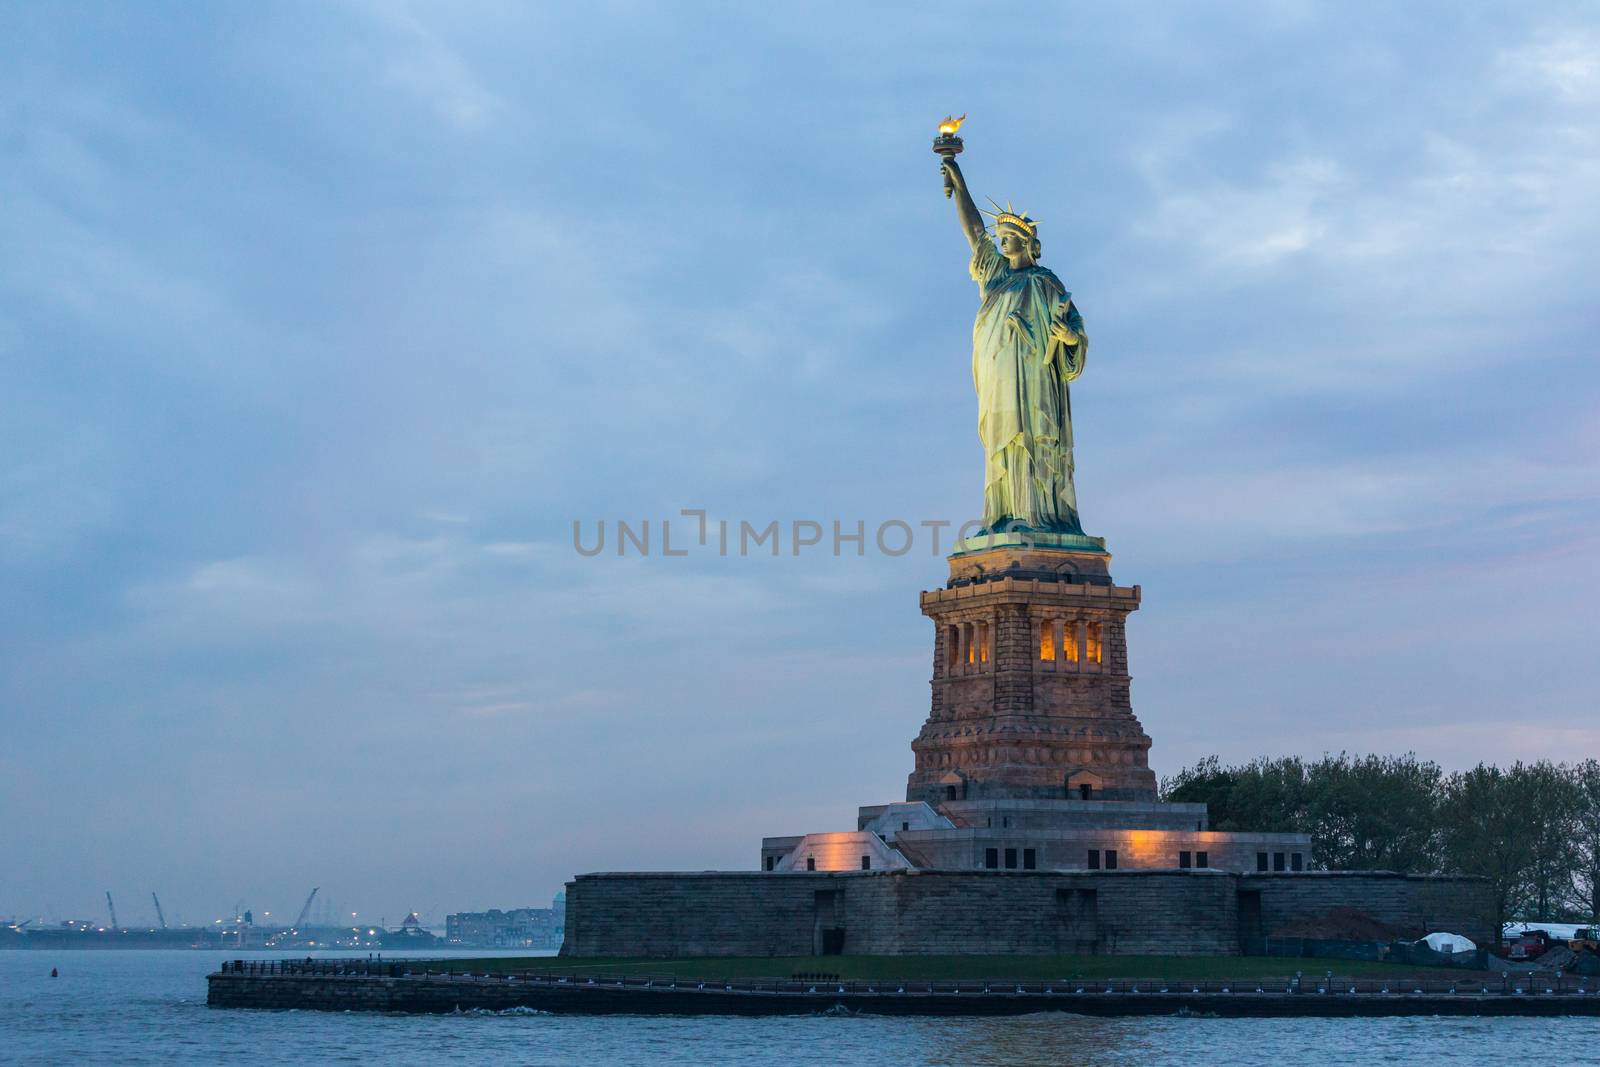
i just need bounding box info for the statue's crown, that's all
[983,198,1037,237]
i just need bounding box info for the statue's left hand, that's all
[1050,302,1080,346]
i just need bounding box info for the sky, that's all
[2,1,1598,927]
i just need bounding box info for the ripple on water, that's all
[2,951,1597,1066]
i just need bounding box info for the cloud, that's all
[1497,26,1600,102]
[3,2,1599,923]
[0,392,117,566]
[1137,153,1344,270]
[357,2,504,132]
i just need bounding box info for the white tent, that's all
[1423,931,1476,953]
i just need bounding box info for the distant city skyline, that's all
[3,3,1599,923]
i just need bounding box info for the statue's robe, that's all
[969,236,1087,532]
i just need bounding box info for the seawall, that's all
[206,961,1600,1017]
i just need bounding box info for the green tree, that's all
[1514,761,1581,921]
[1159,755,1234,808]
[1162,756,1309,836]
[1164,753,1441,871]
[1573,759,1600,922]
[1303,753,1441,873]
[1440,764,1528,934]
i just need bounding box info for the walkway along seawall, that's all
[207,959,1600,1017]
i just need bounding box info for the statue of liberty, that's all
[939,156,1087,534]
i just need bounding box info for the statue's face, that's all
[998,227,1035,266]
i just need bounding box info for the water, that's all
[1,949,1595,1065]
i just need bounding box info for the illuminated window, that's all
[1063,621,1079,663]
[1086,621,1102,665]
[966,623,976,666]
[978,622,990,666]
[1039,619,1055,661]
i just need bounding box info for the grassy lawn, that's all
[414,955,1464,980]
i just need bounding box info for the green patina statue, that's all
[940,155,1087,534]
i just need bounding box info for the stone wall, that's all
[1247,872,1499,948]
[563,872,828,957]
[934,799,1209,832]
[844,871,1240,956]
[895,827,1313,876]
[561,868,1494,959]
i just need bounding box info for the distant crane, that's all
[293,887,320,930]
[105,891,118,930]
[151,893,167,930]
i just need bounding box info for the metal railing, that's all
[213,959,1597,997]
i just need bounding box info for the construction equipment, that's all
[293,887,320,930]
[1507,929,1551,960]
[105,892,118,930]
[1571,927,1600,954]
[151,893,167,930]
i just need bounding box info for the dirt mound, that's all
[1269,907,1404,942]
[1534,945,1577,971]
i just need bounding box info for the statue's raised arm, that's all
[940,159,987,252]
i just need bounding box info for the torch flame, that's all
[938,114,966,136]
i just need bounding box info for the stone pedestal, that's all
[906,538,1158,805]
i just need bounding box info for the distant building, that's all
[446,896,564,949]
[385,912,440,948]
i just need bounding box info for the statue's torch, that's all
[933,114,966,198]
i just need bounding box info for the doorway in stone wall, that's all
[1237,890,1264,955]
[813,889,845,955]
[1066,770,1102,800]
